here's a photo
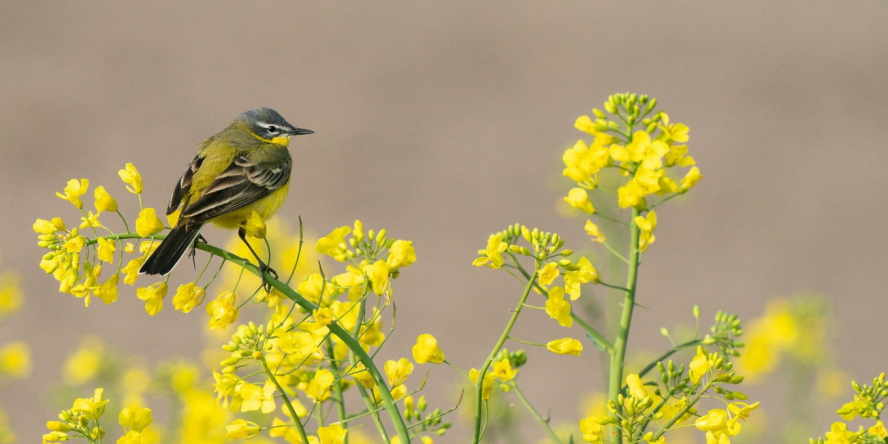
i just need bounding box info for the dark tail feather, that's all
[140,223,204,276]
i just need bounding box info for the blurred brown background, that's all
[2,1,888,442]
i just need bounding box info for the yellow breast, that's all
[208,181,291,229]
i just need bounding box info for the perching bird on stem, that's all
[140,108,312,290]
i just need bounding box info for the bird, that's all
[140,107,313,289]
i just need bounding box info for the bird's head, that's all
[238,107,313,146]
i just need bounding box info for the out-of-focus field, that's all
[1,1,887,442]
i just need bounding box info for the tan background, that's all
[2,1,888,442]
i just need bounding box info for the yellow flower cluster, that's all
[811,372,888,443]
[565,94,702,254]
[36,164,165,309]
[314,220,416,302]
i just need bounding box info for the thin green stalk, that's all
[324,339,350,444]
[472,260,540,444]
[633,339,702,381]
[507,252,613,354]
[607,207,641,444]
[511,380,562,444]
[651,380,713,440]
[262,359,310,444]
[351,297,391,443]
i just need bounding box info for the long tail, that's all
[140,223,204,276]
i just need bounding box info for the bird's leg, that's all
[238,228,277,292]
[187,234,209,268]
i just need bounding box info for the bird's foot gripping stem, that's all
[257,260,279,293]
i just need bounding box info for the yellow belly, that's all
[208,181,290,229]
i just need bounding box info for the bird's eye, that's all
[267,125,277,133]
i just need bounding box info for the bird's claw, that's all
[259,263,278,293]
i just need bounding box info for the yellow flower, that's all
[119,407,152,432]
[575,115,597,135]
[136,282,167,316]
[565,188,596,214]
[689,346,712,384]
[298,273,333,305]
[469,368,495,400]
[56,178,89,209]
[412,334,445,364]
[94,186,118,213]
[363,260,391,296]
[317,424,347,444]
[679,166,702,194]
[97,238,116,263]
[119,163,143,194]
[472,233,508,269]
[626,374,646,399]
[384,358,414,387]
[316,226,351,261]
[33,218,61,235]
[584,220,606,243]
[122,258,145,285]
[824,422,856,443]
[491,358,517,381]
[386,240,417,269]
[0,342,30,378]
[562,136,611,185]
[579,416,604,442]
[349,362,377,389]
[94,274,119,304]
[79,211,102,229]
[206,291,238,329]
[116,431,148,444]
[538,262,560,286]
[728,402,759,421]
[313,307,334,326]
[64,235,86,253]
[225,419,260,440]
[545,286,573,328]
[172,282,206,313]
[617,179,647,209]
[634,211,657,253]
[242,211,266,239]
[564,256,600,300]
[306,369,335,401]
[695,409,729,432]
[546,338,583,356]
[240,381,276,414]
[135,208,164,238]
[71,388,108,420]
[868,420,888,438]
[659,113,690,143]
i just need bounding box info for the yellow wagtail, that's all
[140,108,313,286]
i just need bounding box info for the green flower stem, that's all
[511,380,563,444]
[651,380,714,440]
[507,252,614,354]
[607,207,641,444]
[324,339,350,444]
[84,232,411,444]
[472,260,540,444]
[351,297,391,443]
[633,339,703,381]
[261,359,310,444]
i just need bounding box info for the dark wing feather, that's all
[167,155,203,215]
[181,155,291,224]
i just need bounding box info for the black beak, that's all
[288,127,314,136]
